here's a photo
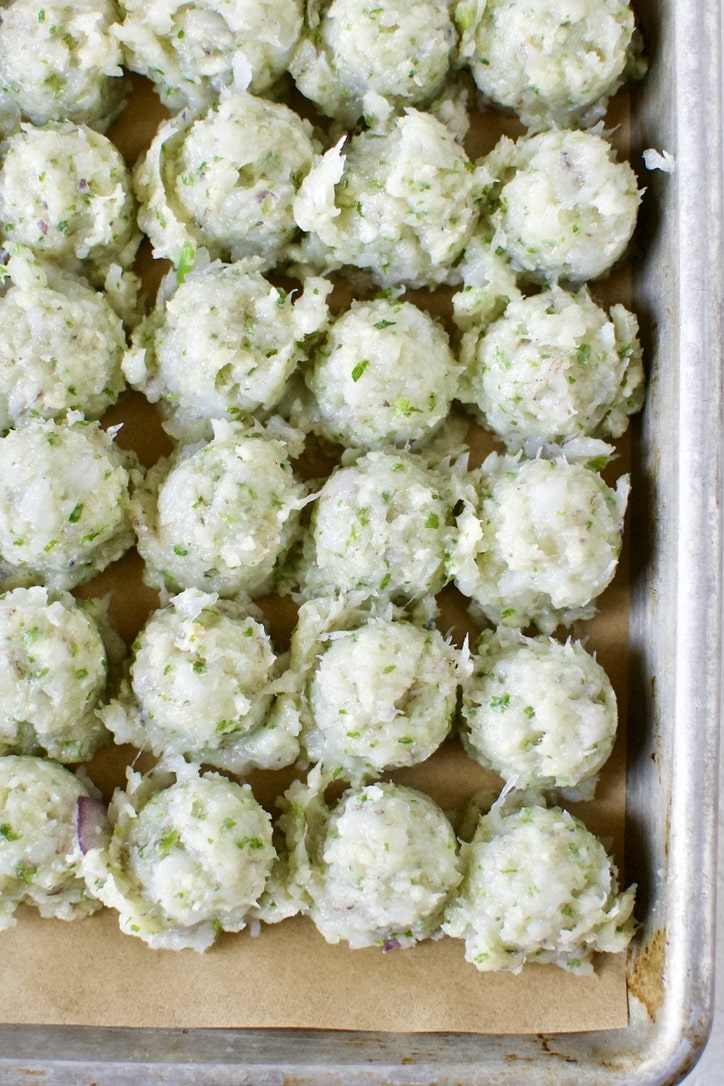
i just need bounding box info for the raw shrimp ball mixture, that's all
[453,453,630,632]
[293,109,482,288]
[460,628,618,791]
[0,0,126,133]
[480,129,642,284]
[0,248,126,433]
[0,587,108,763]
[301,618,462,783]
[81,767,276,951]
[443,802,636,973]
[0,122,140,283]
[101,588,299,774]
[0,3,645,984]
[451,228,523,332]
[124,260,331,442]
[455,0,642,129]
[301,296,461,449]
[0,415,140,592]
[0,754,102,930]
[303,449,456,601]
[134,92,318,271]
[459,286,645,448]
[290,0,457,126]
[131,420,307,598]
[283,779,462,948]
[114,0,303,112]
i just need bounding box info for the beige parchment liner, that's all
[0,73,638,1033]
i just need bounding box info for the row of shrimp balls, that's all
[0,584,620,790]
[0,752,636,972]
[0,0,643,134]
[0,413,631,633]
[0,244,643,450]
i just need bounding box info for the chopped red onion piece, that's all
[76,795,107,854]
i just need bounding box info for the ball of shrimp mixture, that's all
[124,259,331,442]
[134,92,318,271]
[290,0,456,126]
[302,449,456,602]
[0,586,110,763]
[0,122,140,284]
[0,754,102,930]
[455,0,644,130]
[478,129,642,284]
[100,588,300,775]
[299,296,461,450]
[452,452,629,632]
[81,765,276,951]
[131,419,307,599]
[460,627,618,792]
[114,0,303,112]
[443,802,636,974]
[0,415,141,592]
[281,777,462,949]
[293,109,482,289]
[303,621,460,781]
[0,0,126,133]
[0,247,126,433]
[280,595,465,783]
[458,286,645,449]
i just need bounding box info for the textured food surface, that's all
[0,16,640,1031]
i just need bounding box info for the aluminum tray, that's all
[1,0,722,1081]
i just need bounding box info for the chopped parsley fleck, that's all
[176,240,195,284]
[351,359,370,382]
[158,829,179,854]
[236,836,265,850]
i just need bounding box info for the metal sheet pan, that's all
[0,0,721,1080]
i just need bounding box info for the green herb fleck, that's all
[351,360,369,382]
[158,829,179,853]
[176,240,195,284]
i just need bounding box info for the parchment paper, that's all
[0,74,637,1034]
